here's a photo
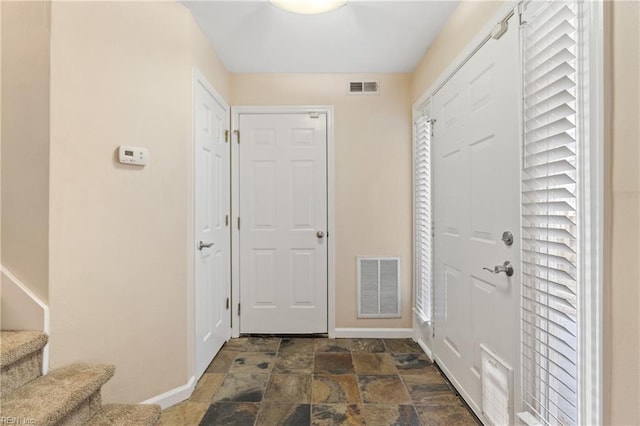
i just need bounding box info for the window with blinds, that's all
[414,114,432,323]
[521,1,580,425]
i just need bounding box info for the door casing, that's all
[189,69,231,381]
[230,106,336,338]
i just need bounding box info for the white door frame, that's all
[231,106,335,338]
[189,68,231,380]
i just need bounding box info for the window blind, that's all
[414,114,432,323]
[521,1,579,425]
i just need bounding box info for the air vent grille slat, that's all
[348,80,380,95]
[357,257,401,318]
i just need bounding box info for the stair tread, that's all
[91,403,161,426]
[0,331,48,367]
[0,362,115,424]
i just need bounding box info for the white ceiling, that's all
[181,1,459,73]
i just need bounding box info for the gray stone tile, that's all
[243,337,281,352]
[352,353,398,375]
[199,402,260,426]
[255,403,311,426]
[384,339,422,354]
[273,351,314,374]
[358,375,411,404]
[230,352,276,373]
[314,353,355,375]
[213,373,269,402]
[312,375,361,404]
[415,399,481,426]
[206,350,237,373]
[392,353,433,375]
[350,338,386,353]
[315,338,352,353]
[279,338,315,353]
[264,374,312,403]
[311,404,365,425]
[363,404,421,426]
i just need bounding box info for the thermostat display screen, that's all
[125,150,134,156]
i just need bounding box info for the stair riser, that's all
[56,390,101,426]
[0,349,43,396]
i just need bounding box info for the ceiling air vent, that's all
[348,80,379,95]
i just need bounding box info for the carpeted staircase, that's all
[0,331,160,425]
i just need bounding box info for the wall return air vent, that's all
[348,80,379,95]
[357,257,401,318]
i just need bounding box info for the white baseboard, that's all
[0,266,50,374]
[141,376,196,409]
[415,337,434,361]
[332,328,413,339]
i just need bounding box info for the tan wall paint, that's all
[232,74,413,328]
[1,1,50,303]
[411,1,503,102]
[411,1,640,423]
[609,1,640,423]
[49,1,229,403]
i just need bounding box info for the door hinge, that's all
[224,130,230,143]
[225,214,229,227]
[518,2,527,26]
[226,297,230,310]
[237,217,240,230]
[233,129,240,144]
[238,303,241,316]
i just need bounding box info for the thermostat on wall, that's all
[118,145,148,166]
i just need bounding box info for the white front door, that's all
[194,75,230,379]
[238,112,328,334]
[432,17,520,413]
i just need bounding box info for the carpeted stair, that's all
[0,331,160,425]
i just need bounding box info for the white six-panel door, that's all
[432,17,521,413]
[238,112,328,334]
[194,75,230,379]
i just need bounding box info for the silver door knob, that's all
[316,231,325,239]
[483,261,514,277]
[198,241,214,250]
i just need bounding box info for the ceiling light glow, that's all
[270,0,347,15]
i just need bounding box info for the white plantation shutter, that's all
[521,1,581,425]
[414,114,432,322]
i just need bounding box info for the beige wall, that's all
[411,1,640,423]
[1,1,50,303]
[232,74,413,328]
[609,1,640,424]
[411,1,503,101]
[49,1,230,403]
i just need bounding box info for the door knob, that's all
[198,241,214,250]
[316,231,325,239]
[483,261,514,277]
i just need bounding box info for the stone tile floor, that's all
[159,337,480,425]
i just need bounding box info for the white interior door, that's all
[195,75,230,379]
[238,112,327,334]
[432,17,521,414]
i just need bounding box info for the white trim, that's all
[332,328,413,339]
[190,68,231,381]
[0,265,50,374]
[141,376,196,409]
[578,1,605,424]
[415,336,433,362]
[230,105,335,338]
